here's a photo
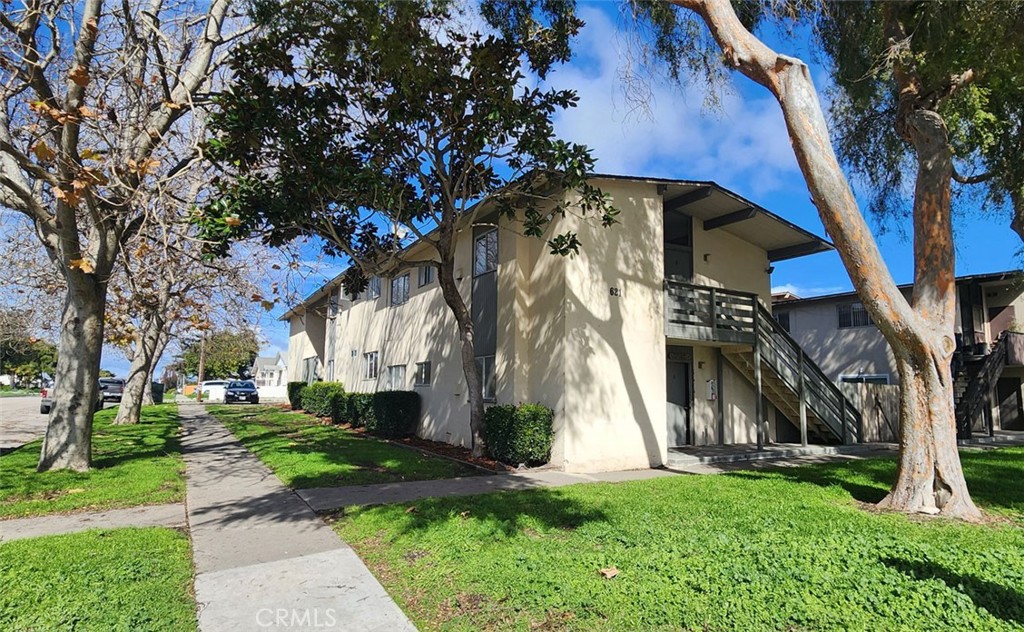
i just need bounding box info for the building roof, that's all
[252,354,286,370]
[773,269,1023,308]
[280,173,836,320]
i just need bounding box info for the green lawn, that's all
[335,446,1024,631]
[0,404,186,519]
[207,405,480,488]
[0,527,197,631]
[0,388,37,397]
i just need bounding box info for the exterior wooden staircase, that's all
[955,332,1016,439]
[665,281,861,445]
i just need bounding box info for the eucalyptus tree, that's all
[202,0,616,455]
[598,0,1024,519]
[0,0,246,470]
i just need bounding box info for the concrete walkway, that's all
[299,468,678,513]
[0,503,185,542]
[179,403,415,632]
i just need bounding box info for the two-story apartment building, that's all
[774,270,1024,434]
[284,174,856,472]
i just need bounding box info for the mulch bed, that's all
[394,435,514,473]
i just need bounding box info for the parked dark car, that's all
[40,382,104,415]
[99,377,126,402]
[224,380,259,404]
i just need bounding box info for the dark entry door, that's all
[667,360,692,446]
[997,377,1023,430]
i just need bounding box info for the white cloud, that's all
[771,282,848,298]
[542,7,802,197]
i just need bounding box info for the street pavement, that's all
[0,395,48,452]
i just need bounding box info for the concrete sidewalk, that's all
[299,468,678,513]
[180,403,415,632]
[0,503,185,542]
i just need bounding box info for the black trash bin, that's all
[151,382,165,404]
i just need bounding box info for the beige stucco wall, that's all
[559,180,668,472]
[286,310,325,383]
[692,220,772,303]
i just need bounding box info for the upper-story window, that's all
[418,264,435,287]
[327,289,339,318]
[474,230,498,276]
[391,274,410,306]
[837,303,873,329]
[775,311,790,333]
[363,351,379,380]
[367,276,381,300]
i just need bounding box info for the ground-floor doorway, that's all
[667,347,693,446]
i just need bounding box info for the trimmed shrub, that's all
[483,403,554,466]
[349,393,376,429]
[300,382,345,418]
[367,391,421,438]
[287,382,307,410]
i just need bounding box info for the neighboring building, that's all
[251,353,288,400]
[773,270,1024,433]
[284,174,858,473]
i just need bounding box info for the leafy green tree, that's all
[601,0,1024,519]
[175,329,260,380]
[202,0,616,455]
[8,339,57,386]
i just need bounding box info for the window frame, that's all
[473,229,498,277]
[775,311,790,333]
[837,302,873,329]
[414,361,432,387]
[839,373,890,385]
[390,273,410,306]
[386,364,406,390]
[363,351,379,380]
[366,276,381,300]
[475,355,496,402]
[417,264,435,287]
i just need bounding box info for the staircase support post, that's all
[798,348,808,447]
[841,396,848,444]
[754,307,764,451]
[716,347,725,445]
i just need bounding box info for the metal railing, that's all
[956,332,1010,439]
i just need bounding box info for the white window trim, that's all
[363,351,379,380]
[839,373,890,385]
[414,361,432,387]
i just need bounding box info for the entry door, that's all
[667,360,692,446]
[997,377,1023,430]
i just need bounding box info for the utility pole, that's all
[196,333,207,403]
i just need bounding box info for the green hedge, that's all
[483,403,554,466]
[300,382,345,418]
[332,391,419,437]
[287,382,307,410]
[367,391,421,438]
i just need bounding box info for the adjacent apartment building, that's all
[284,174,861,472]
[773,270,1024,433]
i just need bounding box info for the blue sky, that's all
[223,2,1023,372]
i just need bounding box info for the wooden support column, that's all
[717,347,725,445]
[753,308,764,450]
[841,396,848,444]
[798,348,808,447]
[709,287,718,341]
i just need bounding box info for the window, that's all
[414,361,432,386]
[840,374,890,385]
[775,311,790,333]
[386,365,406,390]
[302,357,320,384]
[327,290,339,318]
[475,355,496,401]
[473,230,498,276]
[363,351,379,380]
[837,303,872,328]
[368,274,385,299]
[326,359,335,382]
[391,274,410,306]
[418,264,435,287]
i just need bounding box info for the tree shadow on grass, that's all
[720,448,1024,517]
[371,486,611,538]
[883,556,1024,624]
[91,412,183,469]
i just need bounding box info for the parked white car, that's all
[199,380,229,402]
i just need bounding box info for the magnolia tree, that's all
[202,0,616,455]
[0,0,246,470]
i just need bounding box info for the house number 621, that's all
[609,287,621,297]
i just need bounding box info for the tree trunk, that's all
[142,332,170,406]
[436,254,486,456]
[114,319,163,425]
[665,0,980,519]
[878,349,979,517]
[37,272,106,472]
